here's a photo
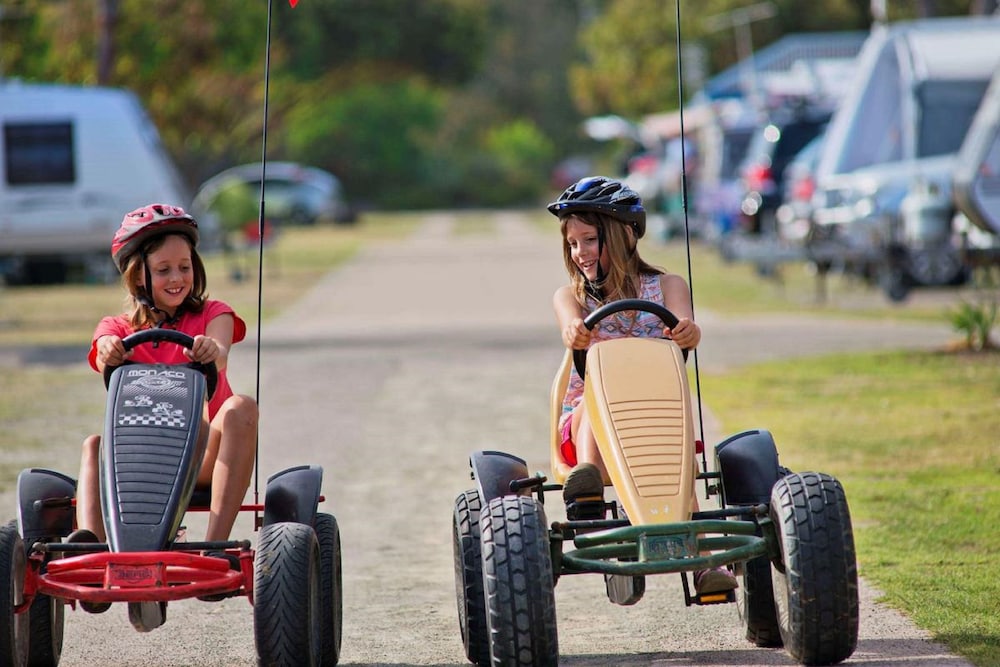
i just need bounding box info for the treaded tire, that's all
[254,522,322,666]
[314,513,342,667]
[27,592,64,666]
[481,496,557,667]
[453,489,488,666]
[0,521,27,667]
[27,538,64,667]
[770,472,859,665]
[737,555,781,648]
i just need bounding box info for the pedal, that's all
[565,497,606,522]
[605,573,645,606]
[692,588,737,605]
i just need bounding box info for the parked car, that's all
[775,131,825,243]
[691,100,759,240]
[194,162,357,228]
[810,16,1000,299]
[737,107,830,236]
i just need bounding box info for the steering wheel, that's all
[102,328,219,401]
[572,298,686,378]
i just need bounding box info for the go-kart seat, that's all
[550,337,697,525]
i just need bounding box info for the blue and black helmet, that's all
[547,176,646,238]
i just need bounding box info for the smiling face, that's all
[564,216,607,281]
[140,234,194,316]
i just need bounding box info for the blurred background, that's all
[1,0,1000,300]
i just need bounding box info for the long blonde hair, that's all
[560,211,662,306]
[119,233,208,330]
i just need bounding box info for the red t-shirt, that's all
[88,300,247,419]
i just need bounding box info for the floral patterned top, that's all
[559,272,667,430]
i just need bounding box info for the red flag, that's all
[289,0,298,6]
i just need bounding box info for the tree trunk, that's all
[97,0,119,85]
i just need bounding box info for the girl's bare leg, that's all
[76,434,106,541]
[198,395,258,542]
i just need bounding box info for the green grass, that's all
[703,350,1000,665]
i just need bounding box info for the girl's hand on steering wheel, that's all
[666,318,700,350]
[563,318,591,350]
[97,335,132,367]
[184,335,220,365]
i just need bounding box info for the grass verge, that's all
[703,349,1000,666]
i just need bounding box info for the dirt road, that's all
[27,212,974,665]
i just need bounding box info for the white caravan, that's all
[0,81,216,283]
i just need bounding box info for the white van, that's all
[0,81,217,283]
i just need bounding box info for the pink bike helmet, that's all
[111,203,199,272]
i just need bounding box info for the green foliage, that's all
[0,0,990,209]
[285,78,444,208]
[204,178,258,235]
[704,350,1000,666]
[949,298,997,351]
[480,120,556,205]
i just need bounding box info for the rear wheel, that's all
[27,590,64,666]
[481,496,557,667]
[770,472,859,665]
[735,555,781,647]
[453,489,487,666]
[314,513,343,666]
[0,521,28,667]
[254,522,322,666]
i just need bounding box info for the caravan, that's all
[0,81,216,283]
[809,16,1000,300]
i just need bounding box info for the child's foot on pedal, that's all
[562,462,605,521]
[694,566,738,594]
[66,529,112,613]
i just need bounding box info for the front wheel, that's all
[0,521,28,666]
[481,496,558,667]
[770,472,859,665]
[254,522,322,666]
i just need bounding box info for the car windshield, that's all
[916,79,990,158]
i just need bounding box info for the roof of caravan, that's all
[699,31,868,100]
[889,17,1000,80]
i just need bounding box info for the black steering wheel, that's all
[102,328,219,401]
[572,298,686,378]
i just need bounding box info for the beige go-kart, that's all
[453,299,859,667]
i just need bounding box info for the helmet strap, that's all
[138,258,182,330]
[583,225,607,301]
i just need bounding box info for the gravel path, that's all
[15,211,974,666]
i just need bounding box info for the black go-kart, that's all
[3,328,342,666]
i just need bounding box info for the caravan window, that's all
[4,122,75,186]
[916,79,990,159]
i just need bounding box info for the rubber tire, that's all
[736,555,781,648]
[254,522,322,666]
[770,472,859,665]
[314,513,343,666]
[452,489,488,666]
[27,591,64,666]
[481,496,558,667]
[0,521,28,667]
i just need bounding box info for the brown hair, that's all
[560,211,662,306]
[119,233,208,329]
